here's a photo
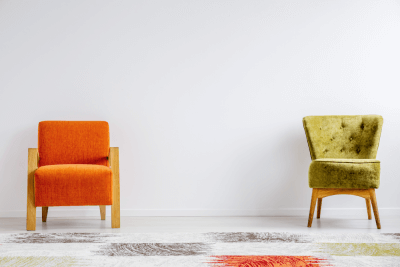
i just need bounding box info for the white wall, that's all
[1,0,400,217]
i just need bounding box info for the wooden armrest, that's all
[28,148,39,172]
[109,147,120,228]
[27,148,38,230]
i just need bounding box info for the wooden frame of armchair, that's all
[307,188,380,229]
[26,147,120,231]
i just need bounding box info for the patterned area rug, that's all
[1,232,400,266]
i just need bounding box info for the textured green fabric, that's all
[303,115,383,160]
[309,159,380,189]
[314,159,380,163]
[303,115,383,189]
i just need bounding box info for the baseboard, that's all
[1,208,400,218]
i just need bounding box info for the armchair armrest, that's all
[28,148,39,171]
[109,147,120,228]
[27,148,38,230]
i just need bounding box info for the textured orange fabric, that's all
[35,165,113,207]
[209,256,328,267]
[38,121,109,167]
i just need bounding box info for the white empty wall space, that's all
[0,0,400,217]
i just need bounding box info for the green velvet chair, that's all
[303,115,383,229]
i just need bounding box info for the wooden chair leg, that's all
[317,198,322,219]
[307,189,319,227]
[100,205,106,220]
[27,148,38,231]
[42,207,48,222]
[368,188,381,229]
[365,198,372,220]
[26,197,36,230]
[110,147,120,228]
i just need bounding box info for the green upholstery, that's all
[309,159,380,189]
[303,115,383,189]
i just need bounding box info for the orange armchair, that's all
[26,121,120,230]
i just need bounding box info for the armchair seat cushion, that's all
[309,158,380,189]
[35,164,112,207]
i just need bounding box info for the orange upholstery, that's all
[35,164,113,207]
[38,121,109,167]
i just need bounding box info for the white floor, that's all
[1,215,399,234]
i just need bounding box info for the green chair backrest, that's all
[303,115,383,160]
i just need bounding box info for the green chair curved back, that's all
[302,115,383,160]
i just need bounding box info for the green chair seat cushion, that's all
[309,158,380,189]
[314,158,380,163]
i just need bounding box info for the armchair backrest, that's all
[38,121,110,167]
[303,115,383,160]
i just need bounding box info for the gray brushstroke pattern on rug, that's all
[96,243,210,256]
[5,233,115,243]
[382,233,400,242]
[205,232,311,243]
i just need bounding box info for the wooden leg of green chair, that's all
[307,189,319,227]
[317,198,322,219]
[368,188,381,229]
[365,198,372,220]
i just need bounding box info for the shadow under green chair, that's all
[303,115,383,229]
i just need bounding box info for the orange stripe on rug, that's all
[208,255,330,267]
